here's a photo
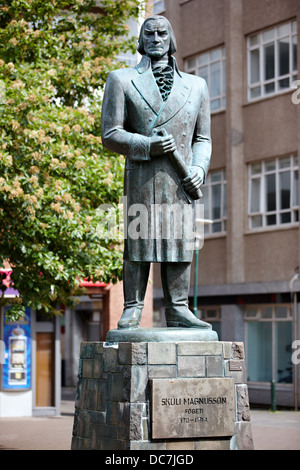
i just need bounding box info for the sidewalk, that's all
[0,390,300,450]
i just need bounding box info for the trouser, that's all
[123,260,191,314]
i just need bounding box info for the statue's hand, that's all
[149,133,176,157]
[182,166,205,196]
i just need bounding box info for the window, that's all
[185,47,226,112]
[153,0,165,14]
[245,305,293,384]
[248,155,299,229]
[201,169,227,235]
[248,20,297,101]
[198,306,221,339]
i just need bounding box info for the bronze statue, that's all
[101,16,212,330]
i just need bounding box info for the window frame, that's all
[245,304,293,385]
[185,46,226,113]
[202,168,227,236]
[248,155,299,231]
[152,0,165,15]
[247,20,298,102]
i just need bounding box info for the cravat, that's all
[152,64,174,101]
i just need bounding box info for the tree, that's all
[0,0,145,320]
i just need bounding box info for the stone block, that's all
[236,421,254,450]
[91,410,106,425]
[148,365,177,378]
[106,401,123,426]
[80,342,95,359]
[232,342,244,359]
[99,438,127,451]
[83,379,98,410]
[236,384,251,421]
[118,342,147,365]
[223,342,232,359]
[177,355,205,377]
[82,359,93,378]
[165,440,194,450]
[206,356,224,377]
[177,341,223,356]
[194,438,231,450]
[130,366,148,402]
[102,345,118,372]
[75,378,87,409]
[98,380,108,410]
[121,365,148,402]
[71,437,90,450]
[92,354,103,378]
[148,342,176,364]
[109,373,124,402]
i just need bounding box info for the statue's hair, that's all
[137,15,177,56]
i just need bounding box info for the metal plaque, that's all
[150,378,235,439]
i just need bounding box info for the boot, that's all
[161,262,211,329]
[118,260,150,329]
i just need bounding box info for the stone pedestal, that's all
[71,335,254,450]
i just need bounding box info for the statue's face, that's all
[143,19,170,60]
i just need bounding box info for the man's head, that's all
[138,16,177,59]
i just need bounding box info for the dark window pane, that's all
[264,43,275,80]
[265,82,275,94]
[279,77,290,89]
[250,49,260,83]
[266,173,276,211]
[293,170,298,206]
[279,38,290,76]
[267,214,276,225]
[212,222,222,233]
[293,36,297,71]
[279,171,290,209]
[280,213,291,224]
[212,184,221,219]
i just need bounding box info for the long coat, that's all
[101,55,211,263]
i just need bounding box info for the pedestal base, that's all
[106,326,218,343]
[71,336,254,451]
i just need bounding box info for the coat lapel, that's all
[155,70,192,127]
[132,66,164,115]
[132,56,192,126]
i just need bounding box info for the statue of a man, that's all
[101,16,212,330]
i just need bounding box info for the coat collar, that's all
[132,55,191,128]
[135,55,182,77]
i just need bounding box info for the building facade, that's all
[151,0,300,408]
